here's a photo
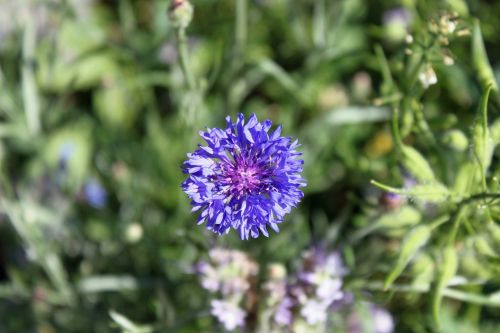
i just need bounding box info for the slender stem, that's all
[459,192,500,205]
[235,0,247,58]
[428,215,450,230]
[480,84,492,131]
[22,3,41,136]
[391,107,404,148]
[357,281,500,307]
[448,205,465,244]
[313,0,326,47]
[413,102,436,145]
[176,28,195,90]
[370,180,404,194]
[446,192,500,241]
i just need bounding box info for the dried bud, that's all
[168,0,193,29]
[439,14,457,35]
[443,55,454,66]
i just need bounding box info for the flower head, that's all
[197,248,258,295]
[182,113,305,239]
[210,299,246,331]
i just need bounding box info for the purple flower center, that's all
[220,154,271,198]
[232,165,260,192]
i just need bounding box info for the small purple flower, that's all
[347,304,395,333]
[210,299,246,331]
[380,192,404,210]
[197,248,258,296]
[316,277,344,303]
[274,297,294,326]
[300,298,329,325]
[83,179,107,209]
[182,113,305,239]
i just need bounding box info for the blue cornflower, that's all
[83,179,107,209]
[182,113,305,239]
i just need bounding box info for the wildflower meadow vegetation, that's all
[0,0,499,332]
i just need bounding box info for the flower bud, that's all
[401,145,435,182]
[472,86,494,172]
[375,205,421,229]
[472,20,498,91]
[473,237,497,258]
[432,246,458,327]
[407,183,450,203]
[384,225,431,289]
[125,223,143,244]
[441,129,468,151]
[267,263,287,280]
[168,0,194,29]
[411,253,434,287]
[418,64,438,89]
[491,118,500,145]
[383,8,411,42]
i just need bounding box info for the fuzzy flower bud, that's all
[168,0,193,29]
[418,64,438,89]
[442,129,468,151]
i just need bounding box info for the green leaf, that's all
[384,225,432,289]
[44,122,93,190]
[93,76,142,130]
[109,310,153,333]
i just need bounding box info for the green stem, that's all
[413,102,436,145]
[480,84,492,131]
[312,0,326,47]
[22,6,41,136]
[391,107,404,148]
[447,192,500,241]
[370,180,404,194]
[358,282,500,307]
[428,215,450,230]
[448,205,466,244]
[176,28,195,90]
[460,192,500,205]
[235,0,247,58]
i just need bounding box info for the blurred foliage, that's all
[0,0,499,332]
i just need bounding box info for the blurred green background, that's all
[0,0,499,332]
